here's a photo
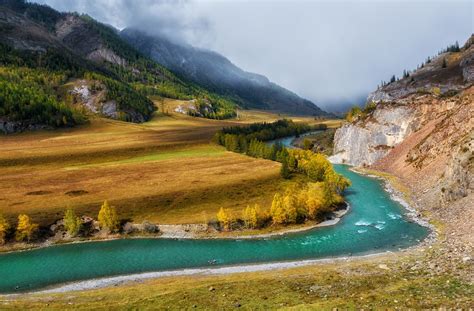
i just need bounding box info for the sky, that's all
[33,0,473,111]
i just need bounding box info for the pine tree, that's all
[98,200,120,233]
[282,194,298,223]
[0,214,10,245]
[270,193,286,224]
[64,207,82,237]
[242,204,259,229]
[305,185,325,219]
[217,207,232,231]
[15,214,39,242]
[280,156,291,179]
[288,154,298,171]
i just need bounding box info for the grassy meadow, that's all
[0,99,327,226]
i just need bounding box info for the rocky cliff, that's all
[330,36,474,259]
[331,36,473,167]
[330,35,473,212]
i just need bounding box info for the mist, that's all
[32,0,473,111]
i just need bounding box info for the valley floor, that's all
[0,100,335,246]
[1,167,472,310]
[1,101,472,309]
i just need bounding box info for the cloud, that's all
[32,0,473,110]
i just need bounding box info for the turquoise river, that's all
[0,136,429,293]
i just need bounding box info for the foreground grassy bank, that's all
[1,251,472,309]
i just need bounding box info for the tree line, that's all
[377,41,461,89]
[217,119,312,141]
[0,66,86,128]
[213,121,351,231]
[216,149,350,231]
[0,201,121,245]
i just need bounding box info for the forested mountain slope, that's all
[121,28,329,117]
[0,0,236,133]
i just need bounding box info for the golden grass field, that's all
[1,102,472,309]
[0,100,336,226]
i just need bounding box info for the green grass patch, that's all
[64,145,225,170]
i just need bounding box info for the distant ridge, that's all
[121,28,330,116]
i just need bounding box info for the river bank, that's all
[0,204,350,254]
[0,164,429,294]
[351,167,436,245]
[30,248,394,294]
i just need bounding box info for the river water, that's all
[0,135,428,293]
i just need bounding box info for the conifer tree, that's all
[280,156,291,179]
[15,214,39,242]
[0,214,10,245]
[98,200,120,233]
[270,193,286,224]
[282,194,298,223]
[217,207,232,231]
[64,207,82,237]
[242,204,259,229]
[288,154,298,171]
[305,185,325,219]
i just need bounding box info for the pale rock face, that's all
[101,101,119,119]
[367,90,393,103]
[87,47,126,67]
[440,133,474,203]
[460,52,474,82]
[329,105,415,166]
[72,83,99,113]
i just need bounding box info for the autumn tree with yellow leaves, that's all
[15,214,39,242]
[64,207,82,237]
[98,200,120,233]
[0,214,10,245]
[217,207,232,231]
[242,204,259,229]
[270,193,286,225]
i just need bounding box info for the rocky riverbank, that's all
[0,204,350,254]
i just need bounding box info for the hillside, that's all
[330,35,473,274]
[120,28,328,117]
[0,0,237,133]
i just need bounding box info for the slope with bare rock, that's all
[331,35,473,280]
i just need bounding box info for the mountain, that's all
[0,0,237,133]
[120,28,328,117]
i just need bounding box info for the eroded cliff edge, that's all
[330,35,473,277]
